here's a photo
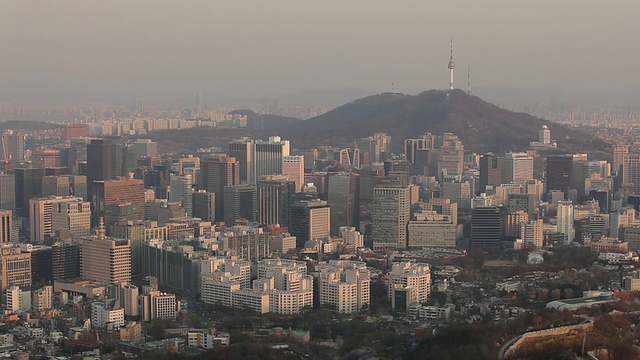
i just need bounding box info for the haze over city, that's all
[1,0,639,107]
[1,2,640,360]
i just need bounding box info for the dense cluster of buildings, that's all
[2,114,640,357]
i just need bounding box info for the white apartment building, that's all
[557,201,574,244]
[339,226,364,251]
[317,260,371,314]
[388,262,431,304]
[6,286,30,313]
[32,285,53,311]
[200,258,312,315]
[91,301,124,329]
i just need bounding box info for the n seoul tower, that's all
[448,38,455,90]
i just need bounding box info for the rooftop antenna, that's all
[448,38,455,90]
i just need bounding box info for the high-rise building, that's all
[327,173,360,236]
[290,199,330,248]
[123,284,139,317]
[15,168,44,216]
[572,160,609,198]
[63,175,87,201]
[80,228,132,284]
[253,136,290,183]
[505,211,529,238]
[9,132,25,162]
[0,210,11,244]
[32,285,53,311]
[388,262,430,304]
[42,176,71,197]
[126,139,158,172]
[257,175,295,227]
[51,242,80,280]
[338,148,360,169]
[317,260,370,314]
[228,138,254,183]
[340,226,364,250]
[201,155,240,219]
[91,179,145,226]
[613,144,629,174]
[223,184,257,225]
[479,153,502,194]
[521,219,544,248]
[0,246,31,291]
[282,155,305,192]
[371,187,410,250]
[539,125,551,144]
[192,191,215,223]
[404,135,435,164]
[169,174,193,217]
[471,206,504,246]
[21,244,52,285]
[62,123,88,142]
[441,181,471,209]
[546,155,574,197]
[501,152,533,184]
[622,154,640,195]
[29,197,91,242]
[6,286,30,313]
[0,131,9,162]
[86,139,117,200]
[557,201,574,244]
[0,174,15,211]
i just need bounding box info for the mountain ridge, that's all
[279,89,609,156]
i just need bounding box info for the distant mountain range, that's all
[139,89,610,158]
[279,89,610,156]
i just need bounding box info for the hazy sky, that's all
[1,0,638,103]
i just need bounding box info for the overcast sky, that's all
[0,0,638,103]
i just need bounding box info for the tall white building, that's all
[501,152,533,184]
[521,219,544,248]
[539,125,551,144]
[32,285,53,311]
[6,286,30,313]
[123,284,139,317]
[91,300,124,329]
[557,201,574,244]
[317,260,370,314]
[282,155,304,192]
[388,262,431,304]
[372,187,410,250]
[339,226,364,251]
[201,258,312,315]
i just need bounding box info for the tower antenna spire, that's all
[448,38,455,90]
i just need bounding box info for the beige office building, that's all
[29,196,90,242]
[0,246,31,291]
[80,231,131,284]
